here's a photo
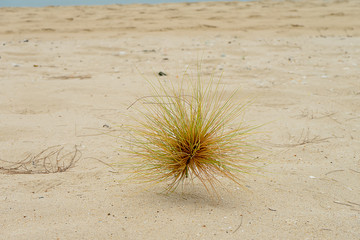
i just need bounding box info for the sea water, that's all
[0,0,250,8]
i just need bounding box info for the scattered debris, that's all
[0,145,81,174]
[268,128,332,148]
[143,49,156,53]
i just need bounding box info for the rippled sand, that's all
[0,1,359,239]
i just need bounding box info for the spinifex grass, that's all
[124,68,257,193]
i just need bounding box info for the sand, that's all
[0,0,359,239]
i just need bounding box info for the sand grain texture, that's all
[0,1,359,239]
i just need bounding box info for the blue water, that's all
[0,0,248,8]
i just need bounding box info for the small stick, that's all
[333,201,353,207]
[347,201,360,207]
[325,170,344,176]
[233,215,243,234]
[76,128,119,137]
[85,157,118,172]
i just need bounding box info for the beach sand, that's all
[0,0,359,239]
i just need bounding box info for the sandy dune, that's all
[0,0,359,239]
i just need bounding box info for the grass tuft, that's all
[123,66,259,193]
